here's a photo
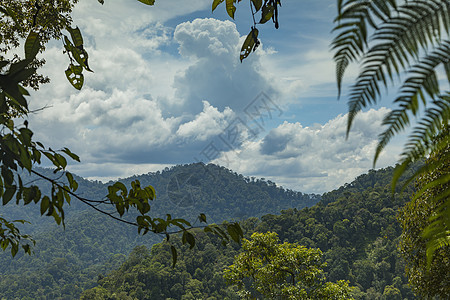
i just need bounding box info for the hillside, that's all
[0,163,319,299]
[80,165,418,299]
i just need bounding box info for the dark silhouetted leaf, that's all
[171,245,177,267]
[240,28,259,62]
[138,0,155,5]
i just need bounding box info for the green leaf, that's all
[251,0,262,11]
[18,85,29,96]
[198,213,207,223]
[25,31,40,60]
[18,146,31,171]
[65,64,84,90]
[170,245,177,268]
[66,27,84,48]
[3,86,27,110]
[61,147,80,162]
[138,0,155,5]
[183,231,196,249]
[144,185,156,200]
[0,6,18,23]
[226,0,236,19]
[227,223,242,243]
[113,182,127,195]
[19,128,33,146]
[8,59,31,75]
[65,172,78,191]
[260,4,274,24]
[212,0,224,11]
[54,153,67,169]
[22,244,31,255]
[141,202,151,214]
[213,225,229,240]
[1,167,14,186]
[240,28,259,62]
[2,185,16,206]
[11,243,18,257]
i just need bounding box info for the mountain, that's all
[0,163,319,299]
[80,165,419,299]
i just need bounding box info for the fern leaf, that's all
[374,41,450,164]
[346,0,450,135]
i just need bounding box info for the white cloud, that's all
[177,101,234,141]
[213,108,403,194]
[172,18,280,114]
[28,18,270,170]
[21,1,406,194]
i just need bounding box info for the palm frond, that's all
[374,40,450,164]
[332,0,397,98]
[346,0,450,135]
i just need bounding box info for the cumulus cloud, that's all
[212,108,403,194]
[27,16,279,175]
[176,101,234,141]
[172,18,279,114]
[23,2,404,192]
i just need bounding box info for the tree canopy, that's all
[223,232,353,299]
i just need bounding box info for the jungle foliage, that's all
[80,165,419,299]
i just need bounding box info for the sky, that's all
[27,0,406,194]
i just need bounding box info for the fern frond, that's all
[391,100,449,191]
[332,0,396,98]
[393,138,449,193]
[401,96,449,161]
[346,0,450,135]
[423,192,450,268]
[374,41,450,164]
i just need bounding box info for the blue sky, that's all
[28,0,405,193]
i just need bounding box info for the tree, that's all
[0,0,242,261]
[223,232,353,299]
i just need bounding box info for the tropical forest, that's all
[0,0,449,300]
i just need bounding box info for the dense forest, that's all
[0,163,318,299]
[78,165,418,299]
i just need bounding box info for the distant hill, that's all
[4,163,319,226]
[0,163,319,299]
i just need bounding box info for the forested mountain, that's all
[0,163,318,299]
[80,165,419,299]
